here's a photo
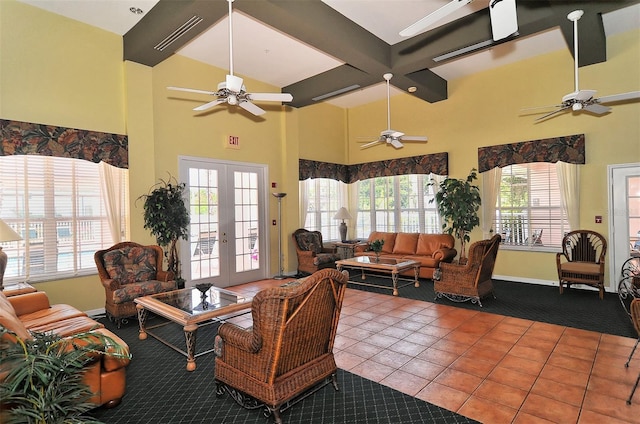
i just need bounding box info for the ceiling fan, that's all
[360,73,428,150]
[526,10,640,122]
[167,0,292,116]
[399,0,518,42]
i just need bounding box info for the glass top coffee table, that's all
[336,256,420,296]
[134,285,252,371]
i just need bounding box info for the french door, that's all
[608,163,640,291]
[179,157,268,287]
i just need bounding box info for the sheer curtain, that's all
[429,173,447,232]
[481,167,502,238]
[298,181,309,228]
[99,161,129,243]
[556,161,580,230]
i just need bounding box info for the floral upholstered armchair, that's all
[292,229,340,276]
[94,242,177,327]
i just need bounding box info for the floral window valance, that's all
[299,152,448,184]
[477,134,584,173]
[0,119,128,169]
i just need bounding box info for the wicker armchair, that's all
[292,229,340,276]
[557,230,607,299]
[94,242,177,327]
[434,234,501,307]
[214,269,349,424]
[626,298,640,404]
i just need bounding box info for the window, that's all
[0,155,129,283]
[494,163,568,249]
[356,174,440,238]
[301,178,343,241]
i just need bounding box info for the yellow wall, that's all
[1,0,639,310]
[347,29,640,288]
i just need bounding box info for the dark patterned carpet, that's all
[90,313,477,424]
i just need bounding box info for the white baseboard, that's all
[493,274,610,293]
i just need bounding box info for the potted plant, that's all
[0,326,130,424]
[369,239,384,262]
[430,169,481,263]
[138,176,190,288]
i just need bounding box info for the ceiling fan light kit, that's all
[527,9,640,122]
[167,0,293,117]
[359,73,428,150]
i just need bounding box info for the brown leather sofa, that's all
[0,290,130,408]
[354,231,457,279]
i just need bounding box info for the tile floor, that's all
[229,278,640,424]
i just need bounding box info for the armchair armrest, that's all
[156,270,174,282]
[8,292,51,316]
[100,278,121,291]
[218,322,262,353]
[296,250,315,259]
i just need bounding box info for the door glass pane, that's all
[189,167,220,279]
[234,171,260,272]
[629,176,640,253]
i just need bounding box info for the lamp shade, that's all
[0,219,21,243]
[334,207,352,221]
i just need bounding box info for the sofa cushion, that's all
[416,234,454,256]
[18,304,87,329]
[392,233,419,255]
[368,232,397,254]
[403,255,440,269]
[26,315,104,337]
[0,292,31,341]
[103,246,158,284]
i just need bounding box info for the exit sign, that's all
[227,135,240,149]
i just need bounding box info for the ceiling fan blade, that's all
[399,0,471,37]
[226,74,244,93]
[238,100,265,116]
[360,140,383,149]
[583,104,611,115]
[168,86,216,96]
[401,136,428,142]
[390,139,404,149]
[489,0,518,41]
[391,131,404,138]
[193,99,225,112]
[535,105,571,122]
[597,91,640,104]
[247,92,293,102]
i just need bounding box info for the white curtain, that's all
[298,180,309,228]
[99,161,128,243]
[429,173,447,232]
[556,161,580,230]
[481,167,502,238]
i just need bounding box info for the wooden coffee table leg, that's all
[136,304,148,340]
[391,271,399,296]
[184,324,198,371]
[414,266,420,287]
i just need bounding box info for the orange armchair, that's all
[94,242,177,327]
[434,234,501,307]
[557,230,607,299]
[292,229,340,276]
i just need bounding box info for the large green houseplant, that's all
[431,169,481,262]
[0,326,130,424]
[138,176,190,287]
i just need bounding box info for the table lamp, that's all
[334,207,352,242]
[0,218,22,290]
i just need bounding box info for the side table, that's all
[2,282,37,297]
[335,241,360,260]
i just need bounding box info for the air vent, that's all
[312,85,361,101]
[154,15,204,51]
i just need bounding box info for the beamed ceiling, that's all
[19,0,640,108]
